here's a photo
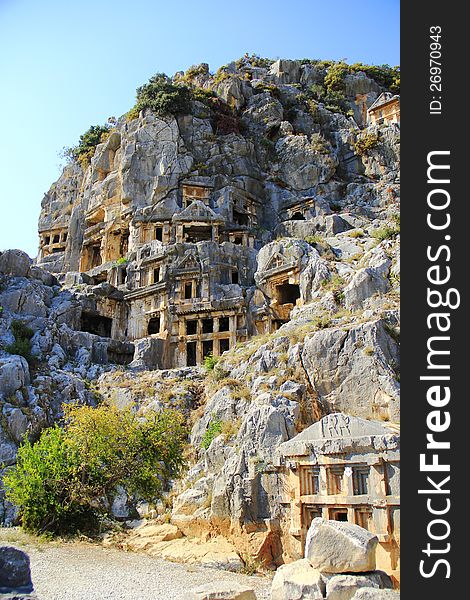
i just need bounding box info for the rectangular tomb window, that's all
[303,505,323,530]
[147,316,160,335]
[186,320,197,335]
[202,318,213,333]
[329,508,348,522]
[44,235,51,245]
[352,466,370,496]
[300,466,320,496]
[184,282,193,299]
[91,244,102,268]
[327,466,344,495]
[219,338,230,354]
[355,508,372,530]
[153,267,160,283]
[234,235,243,245]
[62,232,68,242]
[53,234,60,244]
[186,341,197,366]
[202,340,213,359]
[231,269,239,284]
[219,317,230,332]
[155,226,163,242]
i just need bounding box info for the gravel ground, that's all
[1,536,272,600]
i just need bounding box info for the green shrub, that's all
[11,320,34,341]
[4,404,187,535]
[354,133,379,156]
[125,105,141,122]
[135,73,191,117]
[64,125,111,168]
[203,353,219,371]
[371,225,399,242]
[324,62,349,94]
[200,416,223,450]
[115,257,127,266]
[5,320,34,363]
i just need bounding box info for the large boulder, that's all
[271,558,325,600]
[0,546,33,593]
[0,250,31,278]
[305,518,378,573]
[325,572,392,600]
[185,582,256,600]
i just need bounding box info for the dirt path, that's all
[1,531,271,600]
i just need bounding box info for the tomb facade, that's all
[275,413,400,583]
[367,93,400,126]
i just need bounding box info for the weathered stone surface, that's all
[1,56,400,579]
[0,356,30,399]
[275,135,337,190]
[351,589,400,600]
[185,581,256,600]
[0,546,33,592]
[271,559,324,600]
[301,320,400,421]
[305,519,378,573]
[325,573,392,600]
[0,251,31,278]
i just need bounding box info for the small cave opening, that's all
[147,316,161,335]
[291,212,305,221]
[275,283,301,306]
[81,312,112,338]
[107,348,134,366]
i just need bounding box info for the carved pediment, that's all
[265,252,290,272]
[175,252,201,272]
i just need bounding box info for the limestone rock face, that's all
[0,250,32,278]
[275,135,337,190]
[2,56,400,576]
[301,320,399,421]
[305,519,378,574]
[271,558,325,600]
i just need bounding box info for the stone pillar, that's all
[176,224,183,243]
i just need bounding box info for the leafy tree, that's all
[63,124,110,168]
[4,404,187,534]
[134,73,192,117]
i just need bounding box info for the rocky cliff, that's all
[1,56,399,572]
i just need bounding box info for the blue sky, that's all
[0,0,399,257]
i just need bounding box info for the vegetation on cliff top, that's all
[64,56,399,166]
[4,404,187,534]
